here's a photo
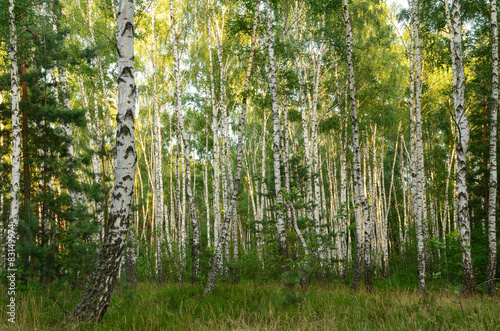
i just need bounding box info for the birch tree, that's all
[67,0,136,322]
[410,0,426,293]
[449,0,476,295]
[6,0,21,282]
[170,0,200,281]
[342,0,372,292]
[152,9,164,283]
[266,0,287,260]
[487,0,498,295]
[205,0,260,294]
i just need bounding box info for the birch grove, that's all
[2,2,500,327]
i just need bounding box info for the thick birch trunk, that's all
[266,1,287,260]
[449,0,476,295]
[487,0,498,295]
[170,0,200,281]
[343,0,371,291]
[6,0,21,284]
[67,0,136,323]
[205,2,260,294]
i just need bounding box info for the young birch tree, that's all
[170,0,200,281]
[152,9,165,283]
[487,0,498,295]
[342,0,372,292]
[411,0,426,293]
[266,0,287,260]
[205,0,260,294]
[67,0,136,323]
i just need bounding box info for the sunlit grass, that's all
[1,281,499,330]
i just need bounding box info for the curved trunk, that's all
[449,0,476,295]
[67,0,136,323]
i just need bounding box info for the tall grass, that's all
[1,281,499,330]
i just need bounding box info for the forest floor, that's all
[1,280,499,330]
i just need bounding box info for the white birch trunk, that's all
[311,51,325,261]
[266,1,287,259]
[205,2,260,293]
[343,0,372,291]
[170,0,200,280]
[411,0,426,293]
[205,132,211,248]
[487,0,498,295]
[339,138,348,278]
[449,0,476,295]
[6,0,20,284]
[68,0,136,322]
[208,22,221,249]
[297,63,313,221]
[152,13,164,283]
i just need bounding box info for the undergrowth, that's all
[1,281,499,330]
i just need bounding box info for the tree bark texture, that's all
[266,1,287,260]
[487,0,498,296]
[6,0,21,277]
[67,0,136,323]
[411,0,426,293]
[343,0,371,291]
[450,0,476,295]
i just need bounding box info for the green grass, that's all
[1,281,499,330]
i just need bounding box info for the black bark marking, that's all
[119,125,131,137]
[121,22,134,37]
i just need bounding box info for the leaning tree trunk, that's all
[343,0,371,292]
[450,0,476,296]
[6,0,21,287]
[66,0,136,323]
[205,1,260,294]
[266,1,287,260]
[170,0,200,281]
[487,0,498,296]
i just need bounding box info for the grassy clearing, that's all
[1,281,499,330]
